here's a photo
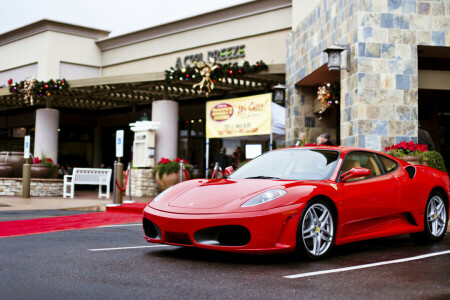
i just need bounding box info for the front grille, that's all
[164,231,193,246]
[194,225,251,246]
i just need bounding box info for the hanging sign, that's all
[206,93,272,138]
[116,130,124,158]
[24,135,30,159]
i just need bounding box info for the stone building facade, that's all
[286,0,450,150]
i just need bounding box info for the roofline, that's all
[0,19,111,47]
[62,63,285,88]
[0,63,285,92]
[96,0,292,51]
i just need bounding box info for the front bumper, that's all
[143,203,305,254]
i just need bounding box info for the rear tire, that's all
[411,191,448,243]
[297,200,336,260]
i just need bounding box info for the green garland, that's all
[9,78,69,97]
[165,60,268,84]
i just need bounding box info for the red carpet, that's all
[0,211,144,238]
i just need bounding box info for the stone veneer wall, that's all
[125,168,157,198]
[0,178,63,196]
[286,0,450,150]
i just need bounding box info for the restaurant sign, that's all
[206,93,271,138]
[175,45,245,69]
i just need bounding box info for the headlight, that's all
[152,186,174,203]
[241,189,286,207]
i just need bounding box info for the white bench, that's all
[63,168,112,199]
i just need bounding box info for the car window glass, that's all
[228,149,339,180]
[377,155,398,173]
[341,152,382,182]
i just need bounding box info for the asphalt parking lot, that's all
[1,210,449,300]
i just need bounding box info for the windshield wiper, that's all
[244,176,282,180]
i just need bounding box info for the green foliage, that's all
[424,151,447,172]
[153,158,193,179]
[42,156,57,178]
[154,161,181,179]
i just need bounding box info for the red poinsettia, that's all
[385,141,427,157]
[8,78,13,86]
[158,157,172,164]
[174,157,187,164]
[33,157,54,164]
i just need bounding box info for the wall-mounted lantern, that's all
[323,44,350,72]
[273,83,286,106]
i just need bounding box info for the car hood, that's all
[150,178,318,214]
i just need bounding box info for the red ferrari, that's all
[143,146,449,259]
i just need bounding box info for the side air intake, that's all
[405,166,416,179]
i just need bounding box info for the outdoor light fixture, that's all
[273,83,286,106]
[323,44,350,72]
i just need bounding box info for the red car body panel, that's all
[143,146,450,254]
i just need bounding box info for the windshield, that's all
[228,149,339,180]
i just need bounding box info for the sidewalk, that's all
[0,190,153,211]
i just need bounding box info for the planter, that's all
[31,165,50,178]
[0,151,27,177]
[155,171,188,192]
[0,163,13,177]
[401,156,428,166]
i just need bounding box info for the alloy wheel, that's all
[427,195,447,237]
[301,203,334,257]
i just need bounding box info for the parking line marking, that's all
[284,250,450,279]
[99,223,142,228]
[88,245,171,251]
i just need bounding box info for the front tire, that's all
[297,200,336,260]
[411,191,448,243]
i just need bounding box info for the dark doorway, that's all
[418,89,450,172]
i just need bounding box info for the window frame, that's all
[337,150,386,183]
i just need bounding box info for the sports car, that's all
[143,146,449,259]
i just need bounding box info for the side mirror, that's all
[224,166,234,176]
[340,167,370,182]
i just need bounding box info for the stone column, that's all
[34,108,59,163]
[151,100,178,162]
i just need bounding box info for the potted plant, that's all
[384,141,428,166]
[153,157,193,191]
[31,156,58,178]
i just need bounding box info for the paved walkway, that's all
[0,190,153,211]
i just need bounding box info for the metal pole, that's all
[214,162,219,179]
[128,162,131,201]
[270,132,273,151]
[22,158,31,198]
[112,160,117,203]
[179,161,184,182]
[205,138,209,178]
[115,158,124,205]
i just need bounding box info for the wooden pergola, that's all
[0,64,285,111]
